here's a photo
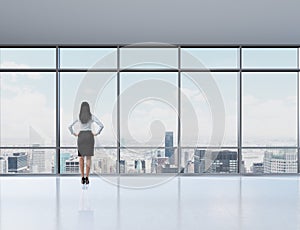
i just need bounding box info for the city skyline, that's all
[0,130,298,174]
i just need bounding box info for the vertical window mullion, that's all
[297,47,300,173]
[238,46,242,174]
[56,46,60,175]
[117,46,120,174]
[178,46,181,174]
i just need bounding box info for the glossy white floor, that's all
[0,176,299,230]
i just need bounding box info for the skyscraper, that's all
[31,148,46,173]
[165,131,174,163]
[251,162,264,174]
[264,151,297,173]
[134,159,146,173]
[60,152,71,174]
[193,150,238,173]
[119,160,126,173]
[151,156,169,173]
[194,149,205,173]
[8,152,28,173]
[0,157,7,174]
[65,156,80,173]
[211,150,238,173]
[184,151,190,167]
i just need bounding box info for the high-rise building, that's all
[65,156,79,173]
[151,156,169,173]
[183,151,191,167]
[134,159,146,173]
[119,160,126,173]
[211,150,237,173]
[8,152,28,173]
[95,156,117,174]
[185,160,194,173]
[31,149,46,173]
[194,149,205,173]
[165,131,174,163]
[161,163,179,173]
[157,150,162,157]
[251,162,264,174]
[241,160,246,174]
[264,151,297,173]
[0,157,7,174]
[60,152,71,174]
[96,158,106,173]
[194,150,238,173]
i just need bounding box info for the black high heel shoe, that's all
[85,177,89,185]
[81,177,86,184]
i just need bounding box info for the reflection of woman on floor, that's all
[78,190,94,229]
[69,101,104,185]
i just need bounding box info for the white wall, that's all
[0,0,299,44]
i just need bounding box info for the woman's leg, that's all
[79,156,84,178]
[86,156,91,178]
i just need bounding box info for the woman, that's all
[69,101,104,185]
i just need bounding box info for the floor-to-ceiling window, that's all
[0,46,299,174]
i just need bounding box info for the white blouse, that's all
[68,114,104,136]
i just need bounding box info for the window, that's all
[0,48,55,69]
[60,48,117,69]
[0,72,55,147]
[242,149,297,174]
[60,72,117,147]
[120,47,178,69]
[0,46,299,175]
[181,48,239,69]
[181,72,237,147]
[242,73,297,146]
[242,48,297,69]
[120,72,178,147]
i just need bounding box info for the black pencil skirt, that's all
[77,130,95,157]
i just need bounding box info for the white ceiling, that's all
[0,0,299,45]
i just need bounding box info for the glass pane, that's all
[120,73,178,147]
[242,73,297,146]
[242,148,298,173]
[120,148,178,173]
[60,148,117,174]
[60,48,117,69]
[181,148,238,174]
[60,72,117,147]
[181,48,239,69]
[93,148,117,174]
[299,48,300,68]
[0,48,55,68]
[120,48,178,69]
[0,149,55,174]
[58,149,79,174]
[242,48,297,69]
[181,72,237,146]
[0,72,55,146]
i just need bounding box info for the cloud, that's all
[1,80,55,146]
[0,62,43,79]
[243,95,297,144]
[181,87,207,104]
[1,61,30,69]
[1,71,296,147]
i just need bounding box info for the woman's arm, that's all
[92,115,104,135]
[68,119,79,136]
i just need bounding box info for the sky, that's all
[0,47,299,148]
